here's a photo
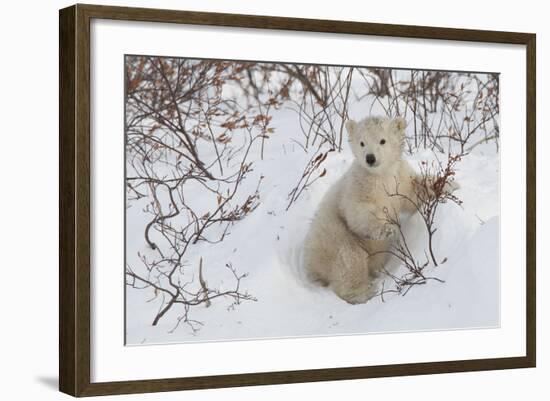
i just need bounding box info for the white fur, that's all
[303,116,419,304]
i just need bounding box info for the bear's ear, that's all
[391,117,407,132]
[345,120,358,136]
[391,117,407,133]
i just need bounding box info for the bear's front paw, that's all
[444,179,460,193]
[367,223,396,240]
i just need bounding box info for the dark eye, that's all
[360,141,365,147]
[380,139,386,145]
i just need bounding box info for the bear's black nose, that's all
[366,154,376,166]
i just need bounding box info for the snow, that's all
[125,69,500,345]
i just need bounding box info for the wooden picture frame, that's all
[59,3,536,397]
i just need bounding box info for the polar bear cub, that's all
[303,116,420,304]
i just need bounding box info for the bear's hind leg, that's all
[330,244,376,304]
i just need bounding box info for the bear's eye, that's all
[360,141,365,147]
[380,139,386,145]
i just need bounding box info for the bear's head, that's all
[345,116,406,174]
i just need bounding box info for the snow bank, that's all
[126,106,500,344]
